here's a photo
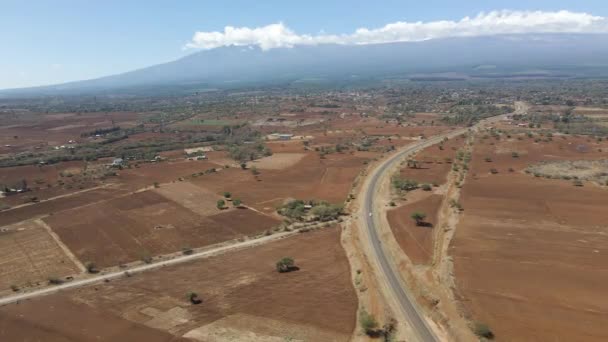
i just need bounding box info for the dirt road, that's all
[0,230,299,306]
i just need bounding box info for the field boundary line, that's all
[35,219,86,273]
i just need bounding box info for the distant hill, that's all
[3,33,608,97]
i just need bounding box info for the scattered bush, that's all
[48,277,64,285]
[311,203,344,221]
[359,309,379,336]
[276,257,297,273]
[85,262,99,274]
[188,292,202,304]
[473,322,495,339]
[421,184,432,191]
[392,177,418,191]
[216,199,226,209]
[411,212,427,226]
[223,192,231,199]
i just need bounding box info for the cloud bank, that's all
[185,10,608,50]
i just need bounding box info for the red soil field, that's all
[0,296,185,342]
[0,187,128,227]
[0,227,357,341]
[43,190,280,267]
[189,151,369,213]
[451,133,608,341]
[387,193,442,264]
[399,135,465,185]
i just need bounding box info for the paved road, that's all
[0,230,296,306]
[362,126,480,341]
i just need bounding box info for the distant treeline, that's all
[80,126,121,137]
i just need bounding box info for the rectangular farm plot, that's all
[0,220,80,290]
[153,181,223,216]
[44,190,280,268]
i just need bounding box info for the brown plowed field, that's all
[0,295,185,342]
[451,133,608,341]
[189,151,370,213]
[399,135,465,185]
[387,193,442,265]
[43,190,280,267]
[0,187,127,227]
[0,220,79,290]
[0,227,357,341]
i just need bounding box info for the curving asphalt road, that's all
[362,125,483,341]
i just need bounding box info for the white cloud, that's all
[185,10,608,50]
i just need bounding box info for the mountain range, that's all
[3,33,608,97]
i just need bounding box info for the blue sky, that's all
[1,0,607,89]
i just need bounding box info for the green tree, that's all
[311,204,344,221]
[85,262,99,274]
[223,192,231,199]
[188,292,202,305]
[217,199,226,209]
[411,212,427,226]
[233,199,242,207]
[276,257,295,273]
[359,309,379,336]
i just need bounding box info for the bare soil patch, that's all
[249,152,306,170]
[32,227,356,341]
[0,220,79,290]
[399,135,465,185]
[0,295,184,342]
[451,134,608,341]
[153,181,225,216]
[387,194,443,265]
[44,190,279,267]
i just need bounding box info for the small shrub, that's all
[188,292,202,304]
[276,257,296,273]
[85,262,99,274]
[223,192,231,199]
[573,180,583,187]
[411,212,427,226]
[182,247,194,255]
[473,322,495,339]
[490,168,498,174]
[216,199,226,209]
[359,309,379,336]
[421,184,432,191]
[484,157,492,162]
[48,277,64,285]
[511,152,519,158]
